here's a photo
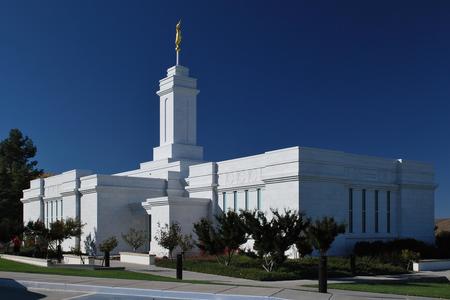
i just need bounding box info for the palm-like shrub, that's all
[24,218,83,260]
[307,216,345,293]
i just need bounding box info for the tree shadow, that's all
[0,278,46,299]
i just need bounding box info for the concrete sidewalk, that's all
[111,260,449,290]
[0,271,437,300]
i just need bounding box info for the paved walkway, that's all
[0,271,438,300]
[111,260,449,290]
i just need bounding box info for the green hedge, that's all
[156,255,405,281]
[353,238,443,262]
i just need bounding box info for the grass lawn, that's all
[328,282,450,299]
[156,255,406,281]
[0,258,206,283]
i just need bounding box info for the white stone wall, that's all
[79,174,167,254]
[142,196,210,257]
[23,199,41,224]
[186,146,436,256]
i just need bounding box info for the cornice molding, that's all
[21,196,42,204]
[263,175,299,184]
[79,185,166,195]
[142,196,210,209]
[43,196,62,202]
[217,184,265,193]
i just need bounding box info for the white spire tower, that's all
[152,21,203,161]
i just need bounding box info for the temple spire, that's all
[175,20,182,65]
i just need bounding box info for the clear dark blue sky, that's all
[0,1,449,217]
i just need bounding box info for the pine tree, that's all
[0,129,43,240]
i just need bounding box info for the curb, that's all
[0,279,288,300]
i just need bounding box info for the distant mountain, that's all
[435,218,450,233]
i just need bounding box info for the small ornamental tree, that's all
[295,234,313,258]
[99,236,118,267]
[271,210,309,265]
[49,218,84,262]
[215,210,247,266]
[178,233,194,256]
[193,218,225,260]
[24,218,83,260]
[154,222,181,259]
[121,228,146,252]
[194,210,247,266]
[241,210,274,270]
[242,209,309,271]
[307,216,345,293]
[24,220,49,257]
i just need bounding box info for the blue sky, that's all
[0,1,449,217]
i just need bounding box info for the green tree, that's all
[178,233,194,257]
[436,231,450,258]
[215,210,247,266]
[0,129,43,235]
[24,218,83,260]
[295,234,313,258]
[154,222,181,259]
[23,219,49,257]
[307,216,346,293]
[194,211,247,266]
[193,218,225,261]
[242,209,309,271]
[48,218,84,262]
[121,228,146,252]
[99,236,118,267]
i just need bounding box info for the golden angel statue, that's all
[175,20,182,52]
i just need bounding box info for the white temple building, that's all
[21,40,436,257]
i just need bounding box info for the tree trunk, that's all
[318,255,327,293]
[350,254,356,276]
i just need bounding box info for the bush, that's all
[121,228,146,252]
[99,236,118,253]
[436,231,450,258]
[155,255,406,281]
[194,211,247,266]
[354,238,436,263]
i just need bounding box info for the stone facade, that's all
[22,62,436,256]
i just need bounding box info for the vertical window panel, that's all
[46,202,49,227]
[233,191,237,212]
[349,188,353,233]
[387,191,391,233]
[222,192,226,211]
[244,190,249,211]
[375,190,379,233]
[257,189,261,210]
[362,189,366,233]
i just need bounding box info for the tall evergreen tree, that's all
[0,129,43,240]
